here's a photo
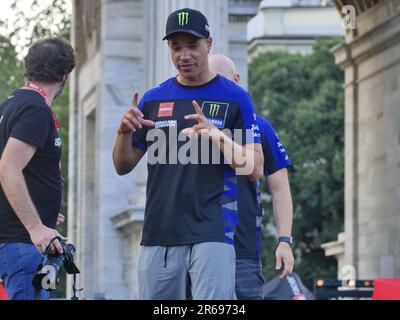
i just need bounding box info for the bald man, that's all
[209,54,295,300]
[208,54,241,85]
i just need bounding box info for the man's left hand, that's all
[275,242,294,280]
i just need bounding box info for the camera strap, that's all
[72,274,83,300]
[44,236,64,256]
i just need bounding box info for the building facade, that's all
[247,0,344,59]
[327,0,400,280]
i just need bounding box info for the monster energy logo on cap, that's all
[177,12,189,26]
[209,104,220,117]
[164,8,210,40]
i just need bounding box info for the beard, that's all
[54,79,67,101]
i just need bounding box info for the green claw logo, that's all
[177,12,189,26]
[209,104,220,117]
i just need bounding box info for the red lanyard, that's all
[24,82,60,130]
[24,82,64,182]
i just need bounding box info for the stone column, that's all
[332,0,400,279]
[69,0,147,300]
[95,0,146,299]
[68,0,103,299]
[332,41,359,275]
[228,0,261,89]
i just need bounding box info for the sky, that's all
[1,0,71,30]
[0,0,72,57]
[0,0,72,21]
[0,0,17,24]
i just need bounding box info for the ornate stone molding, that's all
[350,11,400,62]
[229,14,257,22]
[321,232,345,257]
[333,0,384,15]
[111,206,144,234]
[332,10,400,67]
[229,0,260,20]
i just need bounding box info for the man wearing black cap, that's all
[113,8,264,300]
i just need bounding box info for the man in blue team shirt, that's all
[209,54,295,300]
[113,9,264,299]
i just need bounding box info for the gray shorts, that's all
[138,242,236,300]
[235,258,264,300]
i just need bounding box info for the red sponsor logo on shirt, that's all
[158,102,174,118]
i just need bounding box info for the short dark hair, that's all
[24,38,76,83]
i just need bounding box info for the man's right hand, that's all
[118,92,155,134]
[28,224,67,254]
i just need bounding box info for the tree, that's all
[249,38,345,289]
[0,36,24,101]
[5,0,71,55]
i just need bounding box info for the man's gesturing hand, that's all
[183,100,217,139]
[118,92,155,134]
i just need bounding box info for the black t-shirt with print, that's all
[0,89,62,243]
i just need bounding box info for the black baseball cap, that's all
[163,8,210,41]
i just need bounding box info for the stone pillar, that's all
[95,0,147,299]
[69,0,147,299]
[228,0,260,89]
[332,0,400,279]
[332,41,359,274]
[68,0,103,299]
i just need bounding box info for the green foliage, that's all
[249,38,345,289]
[6,0,71,53]
[0,36,24,101]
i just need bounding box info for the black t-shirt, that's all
[0,89,62,243]
[235,116,292,260]
[132,76,261,246]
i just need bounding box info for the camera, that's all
[32,238,80,292]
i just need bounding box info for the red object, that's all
[24,82,60,129]
[0,282,8,300]
[372,279,400,300]
[158,102,174,117]
[24,82,48,102]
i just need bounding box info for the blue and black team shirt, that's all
[234,116,292,260]
[132,75,261,246]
